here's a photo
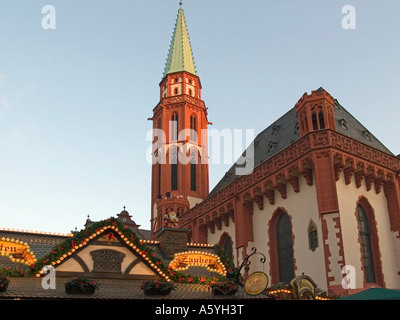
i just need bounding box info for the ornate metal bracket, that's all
[235,247,266,284]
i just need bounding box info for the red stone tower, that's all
[150,3,209,238]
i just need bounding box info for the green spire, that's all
[162,4,198,79]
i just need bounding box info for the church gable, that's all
[35,219,169,281]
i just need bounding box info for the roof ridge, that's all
[0,227,72,237]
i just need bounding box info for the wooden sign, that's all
[290,274,317,300]
[244,271,269,296]
[0,239,36,265]
[168,251,226,276]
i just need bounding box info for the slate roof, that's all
[0,277,268,300]
[209,89,395,195]
[0,230,68,269]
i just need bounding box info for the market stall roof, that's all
[0,277,267,300]
[339,288,400,300]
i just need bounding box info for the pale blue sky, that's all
[0,0,399,234]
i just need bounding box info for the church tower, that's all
[150,3,209,238]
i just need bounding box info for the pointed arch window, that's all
[318,112,325,129]
[224,237,233,261]
[171,150,178,191]
[276,213,295,283]
[190,114,198,142]
[357,205,376,283]
[311,105,325,131]
[171,112,179,141]
[190,150,197,191]
[158,164,161,196]
[312,113,318,131]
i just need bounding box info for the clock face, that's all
[244,272,269,296]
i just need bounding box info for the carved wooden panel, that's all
[90,249,126,274]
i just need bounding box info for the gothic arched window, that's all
[190,149,198,191]
[171,150,178,191]
[357,205,376,283]
[190,114,198,142]
[224,237,233,261]
[311,105,325,131]
[276,213,295,283]
[171,112,178,141]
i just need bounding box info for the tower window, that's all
[190,152,197,191]
[158,164,161,195]
[311,111,325,131]
[171,112,178,141]
[318,112,325,129]
[190,115,197,142]
[312,113,318,131]
[174,88,178,95]
[171,154,178,191]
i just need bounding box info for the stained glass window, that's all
[276,213,295,283]
[357,205,376,283]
